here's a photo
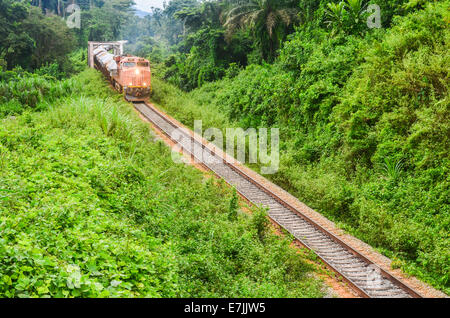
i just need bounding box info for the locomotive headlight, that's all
[143,82,147,86]
[135,69,140,75]
[129,83,132,86]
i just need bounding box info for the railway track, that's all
[133,102,423,298]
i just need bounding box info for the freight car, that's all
[93,45,152,101]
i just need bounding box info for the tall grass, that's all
[0,74,82,117]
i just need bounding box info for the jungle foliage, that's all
[1,0,448,296]
[122,0,308,90]
[125,0,439,91]
[0,0,135,75]
[0,0,76,74]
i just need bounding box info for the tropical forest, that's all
[0,0,448,299]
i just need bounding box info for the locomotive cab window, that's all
[137,62,149,67]
[122,62,136,68]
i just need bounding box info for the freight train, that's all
[93,45,152,101]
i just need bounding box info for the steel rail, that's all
[133,102,423,299]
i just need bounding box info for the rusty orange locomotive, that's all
[93,46,152,101]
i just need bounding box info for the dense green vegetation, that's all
[148,1,449,293]
[0,0,136,76]
[1,0,448,297]
[123,0,445,92]
[0,0,76,75]
[0,69,325,297]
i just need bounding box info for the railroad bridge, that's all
[87,41,127,68]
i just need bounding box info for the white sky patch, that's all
[134,0,167,12]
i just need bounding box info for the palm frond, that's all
[346,0,364,15]
[266,11,277,37]
[277,8,299,26]
[225,4,259,21]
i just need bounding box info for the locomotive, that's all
[93,45,152,101]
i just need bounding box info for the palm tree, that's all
[224,0,300,61]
